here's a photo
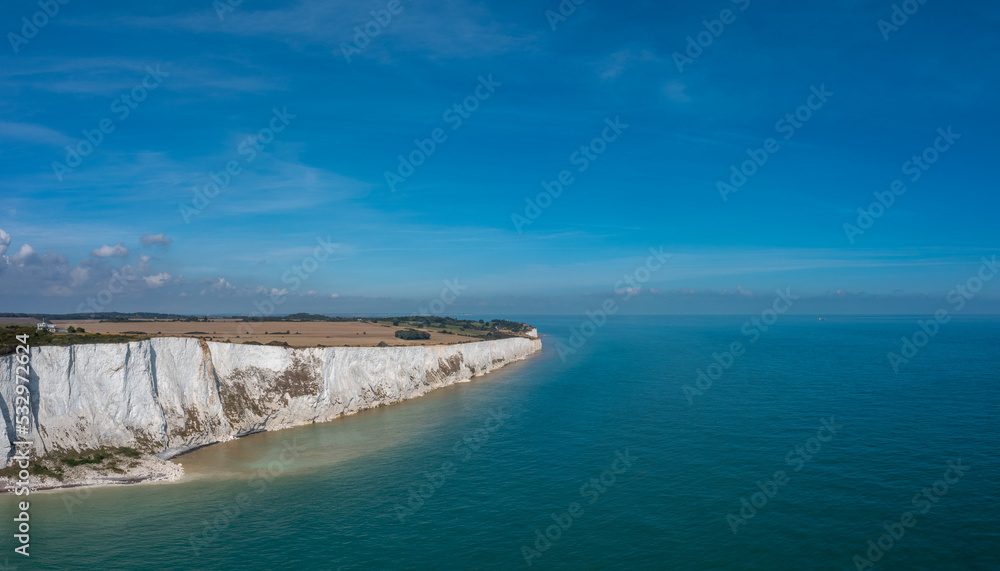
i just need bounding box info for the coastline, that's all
[1,334,541,493]
[1,455,184,494]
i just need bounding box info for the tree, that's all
[395,329,430,340]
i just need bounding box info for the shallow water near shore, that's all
[3,316,999,570]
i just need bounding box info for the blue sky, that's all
[1,0,998,315]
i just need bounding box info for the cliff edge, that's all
[0,335,541,489]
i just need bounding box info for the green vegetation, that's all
[0,462,67,481]
[0,312,531,332]
[395,329,431,340]
[0,314,531,354]
[372,316,531,339]
[489,319,528,333]
[0,447,143,482]
[284,313,347,321]
[54,446,142,479]
[484,331,517,340]
[31,463,66,480]
[1,325,149,356]
[242,313,357,323]
[61,447,140,466]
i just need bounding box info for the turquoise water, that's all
[3,316,999,570]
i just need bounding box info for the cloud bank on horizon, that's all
[0,0,997,315]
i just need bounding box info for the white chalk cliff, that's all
[0,336,541,467]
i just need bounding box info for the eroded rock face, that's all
[0,337,541,466]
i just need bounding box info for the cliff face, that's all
[0,337,541,466]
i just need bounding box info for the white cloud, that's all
[9,243,37,264]
[118,0,531,60]
[92,242,129,258]
[140,233,172,247]
[598,49,659,80]
[44,285,73,296]
[663,80,691,103]
[203,277,236,296]
[143,272,172,288]
[69,266,90,286]
[0,228,10,255]
[0,121,73,146]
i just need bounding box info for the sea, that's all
[3,315,998,570]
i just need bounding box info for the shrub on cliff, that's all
[394,329,430,340]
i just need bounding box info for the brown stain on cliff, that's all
[273,354,323,398]
[173,406,207,441]
[439,354,463,376]
[428,354,464,383]
[218,352,322,426]
[198,338,212,360]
